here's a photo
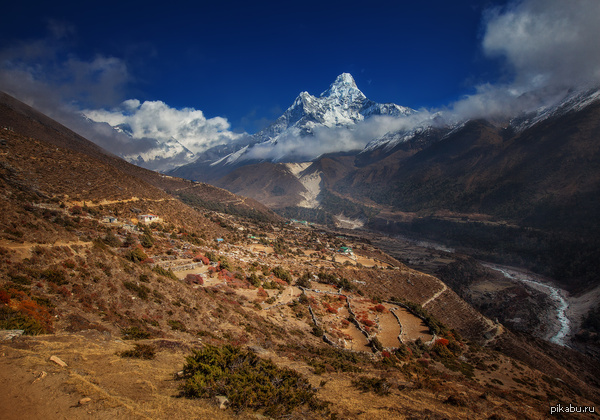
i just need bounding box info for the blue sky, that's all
[1,0,599,162]
[1,0,507,133]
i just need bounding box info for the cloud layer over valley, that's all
[83,100,244,155]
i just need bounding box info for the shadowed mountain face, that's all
[349,109,600,226]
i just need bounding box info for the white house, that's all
[139,214,160,223]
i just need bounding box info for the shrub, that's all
[271,266,292,283]
[41,268,68,285]
[125,247,148,263]
[0,306,47,335]
[370,336,384,352]
[102,232,121,247]
[247,273,260,287]
[361,318,376,328]
[302,347,363,374]
[153,266,178,280]
[444,394,468,407]
[122,281,150,300]
[435,338,449,346]
[311,325,324,337]
[121,326,153,340]
[168,319,187,332]
[185,274,204,285]
[119,343,156,359]
[8,274,31,285]
[352,376,391,395]
[373,304,386,313]
[218,256,231,271]
[296,273,311,288]
[140,234,154,249]
[178,345,324,416]
[0,291,53,335]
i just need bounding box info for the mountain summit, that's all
[254,73,413,143]
[319,73,363,101]
[184,73,414,170]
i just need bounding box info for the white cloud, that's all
[0,39,130,110]
[0,23,245,169]
[482,0,600,90]
[84,100,244,154]
[440,0,600,124]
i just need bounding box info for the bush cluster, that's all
[352,376,391,395]
[0,288,53,334]
[178,344,325,416]
[152,266,178,280]
[121,326,153,340]
[119,343,156,359]
[123,281,151,300]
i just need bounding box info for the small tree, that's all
[125,247,148,263]
[140,234,154,248]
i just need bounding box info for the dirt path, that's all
[67,197,176,208]
[422,282,447,308]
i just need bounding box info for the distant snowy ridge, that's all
[362,86,600,155]
[510,87,600,132]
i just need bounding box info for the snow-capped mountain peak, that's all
[320,73,365,102]
[208,73,416,166]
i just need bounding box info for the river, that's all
[368,232,573,347]
[481,263,571,347]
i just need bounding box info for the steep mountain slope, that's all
[252,73,413,145]
[347,98,600,292]
[0,92,281,223]
[350,98,600,232]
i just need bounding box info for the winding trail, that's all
[422,282,447,308]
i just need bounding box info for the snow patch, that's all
[297,171,322,208]
[285,162,312,177]
[333,214,364,229]
[210,144,249,166]
[284,162,322,208]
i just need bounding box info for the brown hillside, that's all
[0,92,281,223]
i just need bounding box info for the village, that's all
[94,207,437,354]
